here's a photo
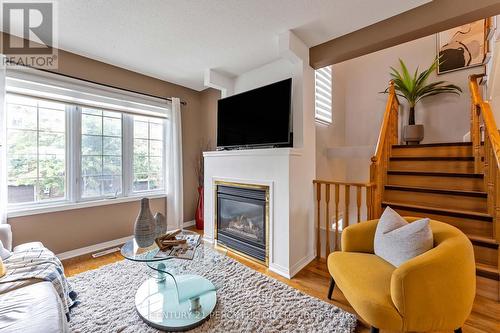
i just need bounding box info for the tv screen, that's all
[217,78,292,149]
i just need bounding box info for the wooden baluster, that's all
[484,135,490,201]
[356,185,361,223]
[345,185,350,228]
[325,184,331,257]
[316,182,321,258]
[490,145,496,216]
[366,186,373,220]
[334,184,340,251]
[471,102,481,173]
[495,171,500,247]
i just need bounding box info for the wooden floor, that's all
[63,228,500,333]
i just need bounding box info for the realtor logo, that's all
[1,1,58,68]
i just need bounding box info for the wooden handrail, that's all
[313,179,375,258]
[469,75,500,245]
[469,75,500,170]
[372,81,398,164]
[369,81,400,218]
[313,180,375,187]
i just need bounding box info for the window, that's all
[6,95,67,204]
[315,66,332,124]
[81,108,123,198]
[133,115,165,192]
[5,93,167,210]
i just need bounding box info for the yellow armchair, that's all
[327,218,476,333]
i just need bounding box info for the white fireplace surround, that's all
[203,147,315,279]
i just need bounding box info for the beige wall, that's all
[3,33,208,253]
[10,199,165,254]
[316,33,487,185]
[199,88,221,149]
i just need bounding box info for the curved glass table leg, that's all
[135,263,217,331]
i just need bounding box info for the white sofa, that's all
[0,224,69,333]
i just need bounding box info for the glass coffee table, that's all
[121,230,218,331]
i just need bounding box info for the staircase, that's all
[381,142,500,298]
[367,77,500,301]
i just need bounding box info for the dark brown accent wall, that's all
[310,0,500,69]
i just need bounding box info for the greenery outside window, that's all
[6,95,67,204]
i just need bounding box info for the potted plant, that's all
[386,58,462,144]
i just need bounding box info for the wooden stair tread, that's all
[468,235,499,249]
[476,263,500,281]
[392,142,472,148]
[390,156,474,161]
[387,170,484,178]
[382,201,492,221]
[384,185,487,197]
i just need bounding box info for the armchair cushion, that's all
[328,251,402,330]
[374,207,433,267]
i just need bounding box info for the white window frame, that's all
[5,69,170,218]
[315,66,332,124]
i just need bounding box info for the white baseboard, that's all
[269,263,291,279]
[58,220,197,261]
[57,235,132,261]
[289,252,316,278]
[183,220,196,228]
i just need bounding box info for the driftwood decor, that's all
[154,229,186,251]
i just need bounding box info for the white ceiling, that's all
[48,0,430,91]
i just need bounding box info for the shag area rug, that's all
[68,244,357,332]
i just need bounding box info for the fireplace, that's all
[215,183,268,264]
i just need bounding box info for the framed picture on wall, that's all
[437,19,488,75]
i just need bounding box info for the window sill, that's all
[7,193,167,218]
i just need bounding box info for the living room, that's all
[0,1,500,332]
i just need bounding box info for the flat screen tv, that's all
[217,78,292,149]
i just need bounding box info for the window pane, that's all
[7,130,37,155]
[39,133,65,155]
[134,121,148,139]
[82,176,101,198]
[103,156,121,175]
[103,117,121,136]
[39,109,65,132]
[150,123,163,140]
[82,156,102,176]
[103,137,121,155]
[82,114,102,135]
[82,135,102,155]
[8,178,36,203]
[150,140,163,157]
[38,177,65,200]
[133,155,148,175]
[81,108,123,198]
[7,104,37,130]
[132,115,165,192]
[149,157,162,174]
[6,95,67,204]
[8,156,37,179]
[134,139,148,156]
[102,176,121,196]
[39,155,65,178]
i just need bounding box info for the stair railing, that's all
[469,75,500,244]
[313,180,375,258]
[369,80,400,218]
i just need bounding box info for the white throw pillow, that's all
[374,207,433,267]
[0,240,12,260]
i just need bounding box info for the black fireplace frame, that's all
[215,182,269,265]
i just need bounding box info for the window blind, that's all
[315,66,332,124]
[6,67,170,118]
